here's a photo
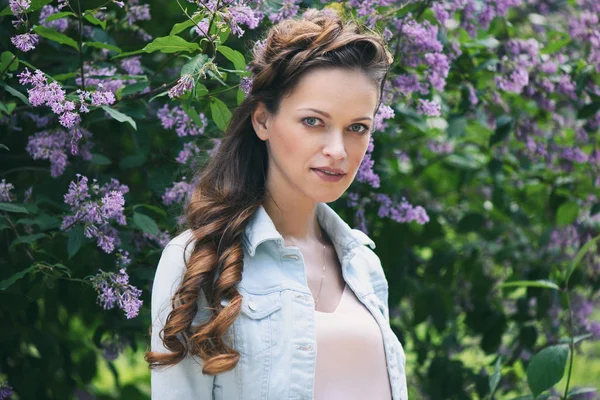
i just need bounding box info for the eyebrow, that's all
[297,108,372,122]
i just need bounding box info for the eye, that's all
[301,117,322,128]
[350,123,370,135]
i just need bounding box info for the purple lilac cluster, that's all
[17,68,115,129]
[26,127,93,177]
[162,177,194,206]
[90,268,143,319]
[157,104,208,137]
[355,136,380,188]
[176,142,201,165]
[60,174,129,254]
[0,381,13,400]
[168,74,195,99]
[0,180,15,202]
[374,193,430,225]
[9,0,40,52]
[188,0,261,38]
[40,4,69,32]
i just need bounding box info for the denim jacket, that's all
[151,202,408,400]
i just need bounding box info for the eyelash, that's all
[301,117,370,135]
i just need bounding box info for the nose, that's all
[322,129,347,160]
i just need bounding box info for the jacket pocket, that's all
[233,290,282,357]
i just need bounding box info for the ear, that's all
[251,102,270,142]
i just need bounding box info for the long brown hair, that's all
[145,7,393,375]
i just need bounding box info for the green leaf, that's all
[489,115,513,146]
[489,356,502,395]
[0,144,9,151]
[149,91,170,103]
[237,87,245,106]
[565,234,600,285]
[43,11,76,23]
[556,201,579,226]
[193,83,209,99]
[0,51,18,72]
[0,203,29,213]
[52,72,79,81]
[118,82,148,98]
[181,53,210,77]
[0,101,16,115]
[119,154,146,169]
[181,102,204,128]
[84,13,106,30]
[133,212,159,236]
[67,225,84,259]
[210,97,232,132]
[101,106,137,130]
[216,46,246,71]
[142,35,200,54]
[526,344,569,397]
[541,33,570,55]
[170,12,205,36]
[0,81,30,105]
[11,233,47,248]
[33,25,79,50]
[577,102,600,119]
[133,204,167,217]
[90,153,112,166]
[498,280,560,290]
[0,265,37,290]
[83,41,122,54]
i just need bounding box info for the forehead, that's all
[280,67,379,116]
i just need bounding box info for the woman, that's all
[146,8,408,400]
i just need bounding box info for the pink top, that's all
[313,283,393,400]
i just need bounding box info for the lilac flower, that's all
[373,104,394,132]
[57,0,68,9]
[417,99,441,117]
[9,0,30,16]
[356,136,380,188]
[375,193,430,224]
[162,178,194,205]
[176,142,201,164]
[157,104,208,136]
[427,139,455,154]
[227,4,261,37]
[90,84,116,106]
[240,76,253,95]
[116,249,131,268]
[495,67,529,94]
[0,381,14,400]
[267,0,300,24]
[192,18,211,37]
[11,33,39,52]
[168,74,195,99]
[61,175,128,253]
[0,179,15,202]
[26,127,93,176]
[90,268,143,319]
[393,74,425,97]
[40,4,69,32]
[120,56,143,75]
[127,4,151,26]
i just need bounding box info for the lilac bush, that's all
[1,0,599,398]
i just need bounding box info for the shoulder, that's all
[151,229,195,308]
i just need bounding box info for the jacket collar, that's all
[243,202,375,257]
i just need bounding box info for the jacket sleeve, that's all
[151,243,215,399]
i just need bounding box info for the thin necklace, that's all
[285,227,326,311]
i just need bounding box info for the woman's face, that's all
[251,67,379,204]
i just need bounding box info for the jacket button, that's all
[248,300,256,310]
